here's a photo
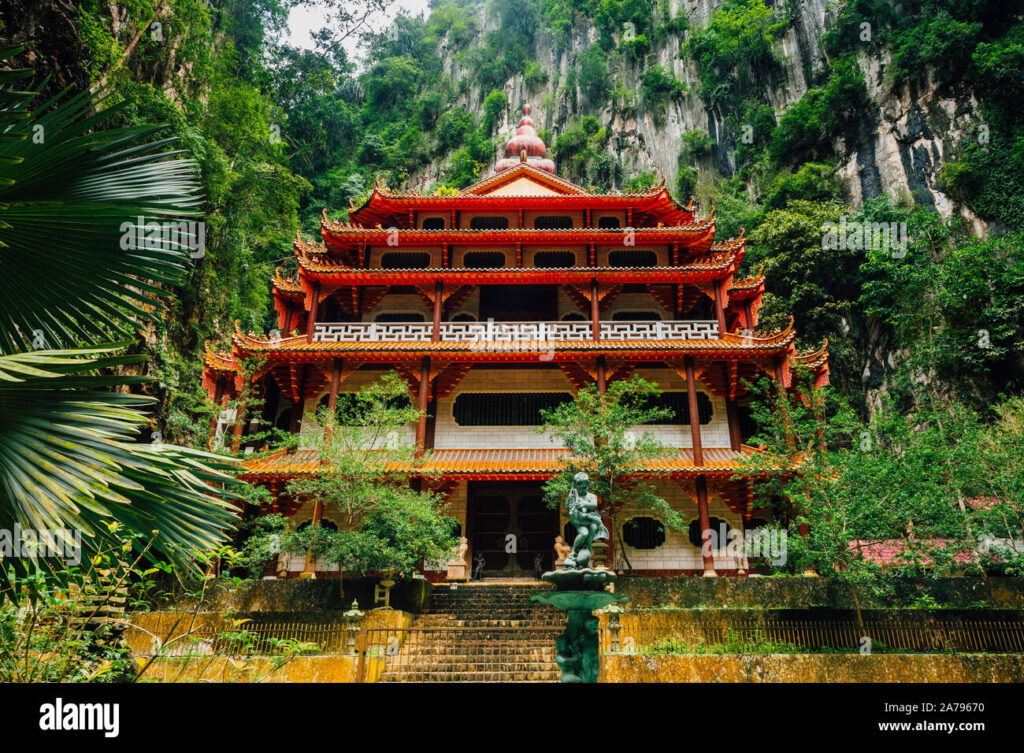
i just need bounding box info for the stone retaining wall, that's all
[599,653,1024,682]
[615,576,1024,609]
[161,576,431,614]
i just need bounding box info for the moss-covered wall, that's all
[162,576,432,614]
[600,653,1024,683]
[615,577,1024,608]
[127,608,412,656]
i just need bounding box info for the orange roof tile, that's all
[239,446,765,480]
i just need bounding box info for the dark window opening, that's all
[375,312,425,323]
[533,251,576,268]
[746,517,770,532]
[469,216,509,230]
[317,392,410,424]
[533,216,573,229]
[321,295,358,323]
[634,391,713,425]
[612,311,662,321]
[422,217,445,230]
[561,312,587,322]
[622,517,666,550]
[453,392,573,426]
[479,284,556,321]
[688,296,714,319]
[463,251,506,268]
[688,517,731,548]
[598,216,621,229]
[381,251,431,269]
[737,404,758,441]
[608,249,658,267]
[451,312,476,322]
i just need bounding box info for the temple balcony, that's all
[311,319,720,344]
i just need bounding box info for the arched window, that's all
[533,216,573,229]
[622,517,666,550]
[688,517,731,549]
[597,216,621,229]
[608,249,658,267]
[381,251,431,269]
[561,312,587,322]
[533,251,576,268]
[463,251,506,268]
[451,312,476,322]
[469,216,509,230]
[453,392,573,426]
[421,217,445,230]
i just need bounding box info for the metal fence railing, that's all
[599,617,1024,655]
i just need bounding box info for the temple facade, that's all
[202,105,828,580]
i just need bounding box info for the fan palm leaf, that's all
[0,52,203,354]
[0,346,238,572]
[0,47,237,574]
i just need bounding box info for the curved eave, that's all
[728,274,766,301]
[294,255,742,287]
[239,446,771,482]
[272,269,303,298]
[230,327,798,364]
[348,186,695,229]
[319,220,717,252]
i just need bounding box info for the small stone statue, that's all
[554,536,571,570]
[563,472,609,571]
[472,552,486,580]
[446,536,469,581]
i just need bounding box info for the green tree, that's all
[538,376,685,571]
[271,373,459,579]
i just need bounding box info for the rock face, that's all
[419,0,987,232]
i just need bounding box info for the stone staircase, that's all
[379,582,566,682]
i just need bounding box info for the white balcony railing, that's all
[312,320,719,343]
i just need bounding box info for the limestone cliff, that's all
[414,0,988,233]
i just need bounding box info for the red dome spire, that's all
[495,104,556,174]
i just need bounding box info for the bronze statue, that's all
[563,472,608,570]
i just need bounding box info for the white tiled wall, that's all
[614,480,745,572]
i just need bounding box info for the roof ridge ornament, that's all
[495,104,555,175]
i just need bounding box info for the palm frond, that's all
[0,345,238,574]
[0,58,204,354]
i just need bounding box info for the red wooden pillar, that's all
[725,397,743,451]
[685,356,716,576]
[305,282,321,343]
[590,278,600,341]
[230,395,247,453]
[432,279,443,342]
[695,475,716,577]
[713,278,727,335]
[415,356,430,457]
[327,358,343,411]
[288,396,304,434]
[774,355,795,449]
[684,357,704,467]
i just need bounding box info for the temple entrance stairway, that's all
[379,582,565,682]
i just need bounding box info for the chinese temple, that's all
[202,105,828,579]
